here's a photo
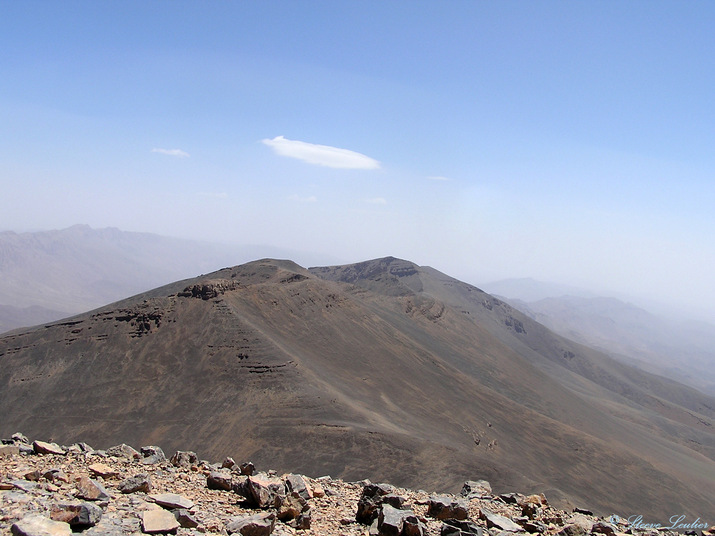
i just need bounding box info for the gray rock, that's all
[403,515,427,536]
[442,518,483,536]
[480,509,524,532]
[591,522,616,535]
[43,469,69,483]
[32,441,66,456]
[149,492,195,510]
[356,483,395,524]
[461,480,492,498]
[170,450,198,469]
[556,524,587,536]
[377,504,408,536]
[277,492,308,521]
[173,509,199,528]
[294,508,311,530]
[75,476,111,501]
[142,509,180,534]
[117,473,151,493]
[50,502,102,528]
[140,445,166,464]
[284,473,312,501]
[427,495,469,520]
[247,473,286,509]
[11,479,38,492]
[226,512,276,535]
[105,443,140,460]
[11,514,72,536]
[24,469,41,481]
[12,432,30,444]
[232,475,251,499]
[521,520,546,533]
[558,514,593,536]
[240,462,255,476]
[207,470,233,491]
[382,493,406,509]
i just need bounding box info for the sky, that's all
[1,1,714,322]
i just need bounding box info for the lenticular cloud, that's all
[262,136,380,170]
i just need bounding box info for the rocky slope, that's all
[2,434,712,536]
[1,258,714,520]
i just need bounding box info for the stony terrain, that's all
[1,435,712,536]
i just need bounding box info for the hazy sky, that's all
[2,2,714,321]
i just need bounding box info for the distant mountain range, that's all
[482,278,715,396]
[0,225,339,333]
[1,257,713,520]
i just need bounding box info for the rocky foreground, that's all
[0,435,712,536]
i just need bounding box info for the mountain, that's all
[0,257,713,520]
[0,225,339,333]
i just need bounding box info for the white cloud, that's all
[262,136,380,169]
[366,197,387,205]
[152,148,190,158]
[288,194,318,203]
[427,175,450,181]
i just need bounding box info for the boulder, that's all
[88,463,119,479]
[226,512,276,536]
[173,509,200,529]
[11,514,71,536]
[142,509,179,534]
[442,519,483,536]
[117,473,151,494]
[105,443,140,460]
[232,475,251,499]
[356,483,395,524]
[403,514,427,536]
[240,462,255,475]
[140,445,166,465]
[284,473,313,501]
[277,492,308,521]
[222,456,236,469]
[170,450,198,469]
[43,469,69,483]
[50,502,102,528]
[207,470,234,491]
[149,492,194,510]
[311,481,325,498]
[461,480,492,498]
[480,509,524,532]
[12,432,30,444]
[32,441,66,456]
[427,495,469,520]
[247,473,286,509]
[377,504,408,536]
[294,508,311,530]
[75,476,111,501]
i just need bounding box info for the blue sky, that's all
[1,1,714,321]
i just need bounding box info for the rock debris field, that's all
[1,435,712,536]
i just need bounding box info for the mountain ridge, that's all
[1,257,714,519]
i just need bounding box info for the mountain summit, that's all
[1,257,713,519]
